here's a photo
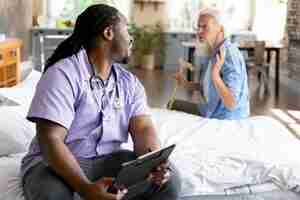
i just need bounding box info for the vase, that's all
[141,54,155,70]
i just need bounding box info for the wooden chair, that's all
[246,41,270,95]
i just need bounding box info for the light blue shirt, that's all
[198,39,250,120]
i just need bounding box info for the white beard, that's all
[195,39,211,58]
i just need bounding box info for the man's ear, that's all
[103,26,114,41]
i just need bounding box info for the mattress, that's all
[1,66,300,199]
[0,154,299,200]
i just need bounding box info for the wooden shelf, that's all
[0,38,22,87]
[0,60,17,68]
[6,77,17,82]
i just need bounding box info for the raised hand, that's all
[172,70,187,87]
[212,47,225,79]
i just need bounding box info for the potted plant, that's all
[129,23,166,70]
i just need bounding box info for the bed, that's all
[0,68,300,200]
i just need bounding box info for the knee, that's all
[40,191,73,200]
[24,182,73,200]
[23,164,73,200]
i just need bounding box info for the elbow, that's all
[37,132,63,145]
[37,133,64,156]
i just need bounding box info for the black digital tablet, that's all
[108,144,176,198]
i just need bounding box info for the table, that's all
[182,41,285,97]
[31,27,73,71]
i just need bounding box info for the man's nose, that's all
[197,32,203,38]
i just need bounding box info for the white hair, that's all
[199,7,225,26]
[198,7,233,36]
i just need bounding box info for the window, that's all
[252,0,287,42]
[47,0,131,23]
[166,0,202,32]
[76,0,131,19]
[165,0,251,33]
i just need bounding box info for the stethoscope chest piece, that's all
[114,97,122,110]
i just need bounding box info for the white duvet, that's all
[151,108,300,195]
[2,109,300,199]
[0,153,25,200]
[1,69,300,199]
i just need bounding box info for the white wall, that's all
[131,2,168,28]
[0,0,32,59]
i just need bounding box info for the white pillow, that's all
[0,106,35,156]
[0,153,25,200]
[0,69,41,107]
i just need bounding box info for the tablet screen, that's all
[114,144,176,187]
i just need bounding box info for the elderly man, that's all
[172,7,250,120]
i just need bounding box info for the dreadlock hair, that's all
[44,4,121,72]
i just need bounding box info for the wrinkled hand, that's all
[82,177,127,200]
[148,162,171,187]
[172,70,187,87]
[212,48,225,79]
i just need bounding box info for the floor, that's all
[130,68,300,117]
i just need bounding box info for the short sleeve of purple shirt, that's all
[21,49,153,179]
[128,77,150,118]
[27,65,77,130]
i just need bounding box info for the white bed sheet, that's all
[0,153,25,200]
[0,110,300,200]
[0,69,41,109]
[0,153,298,200]
[1,68,300,199]
[151,109,300,195]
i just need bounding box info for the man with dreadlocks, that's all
[21,4,180,200]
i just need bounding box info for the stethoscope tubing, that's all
[89,65,122,111]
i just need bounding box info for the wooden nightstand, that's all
[0,38,22,87]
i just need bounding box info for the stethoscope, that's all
[89,64,122,111]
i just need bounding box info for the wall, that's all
[0,1,33,60]
[131,2,168,28]
[32,0,44,26]
[287,0,300,81]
